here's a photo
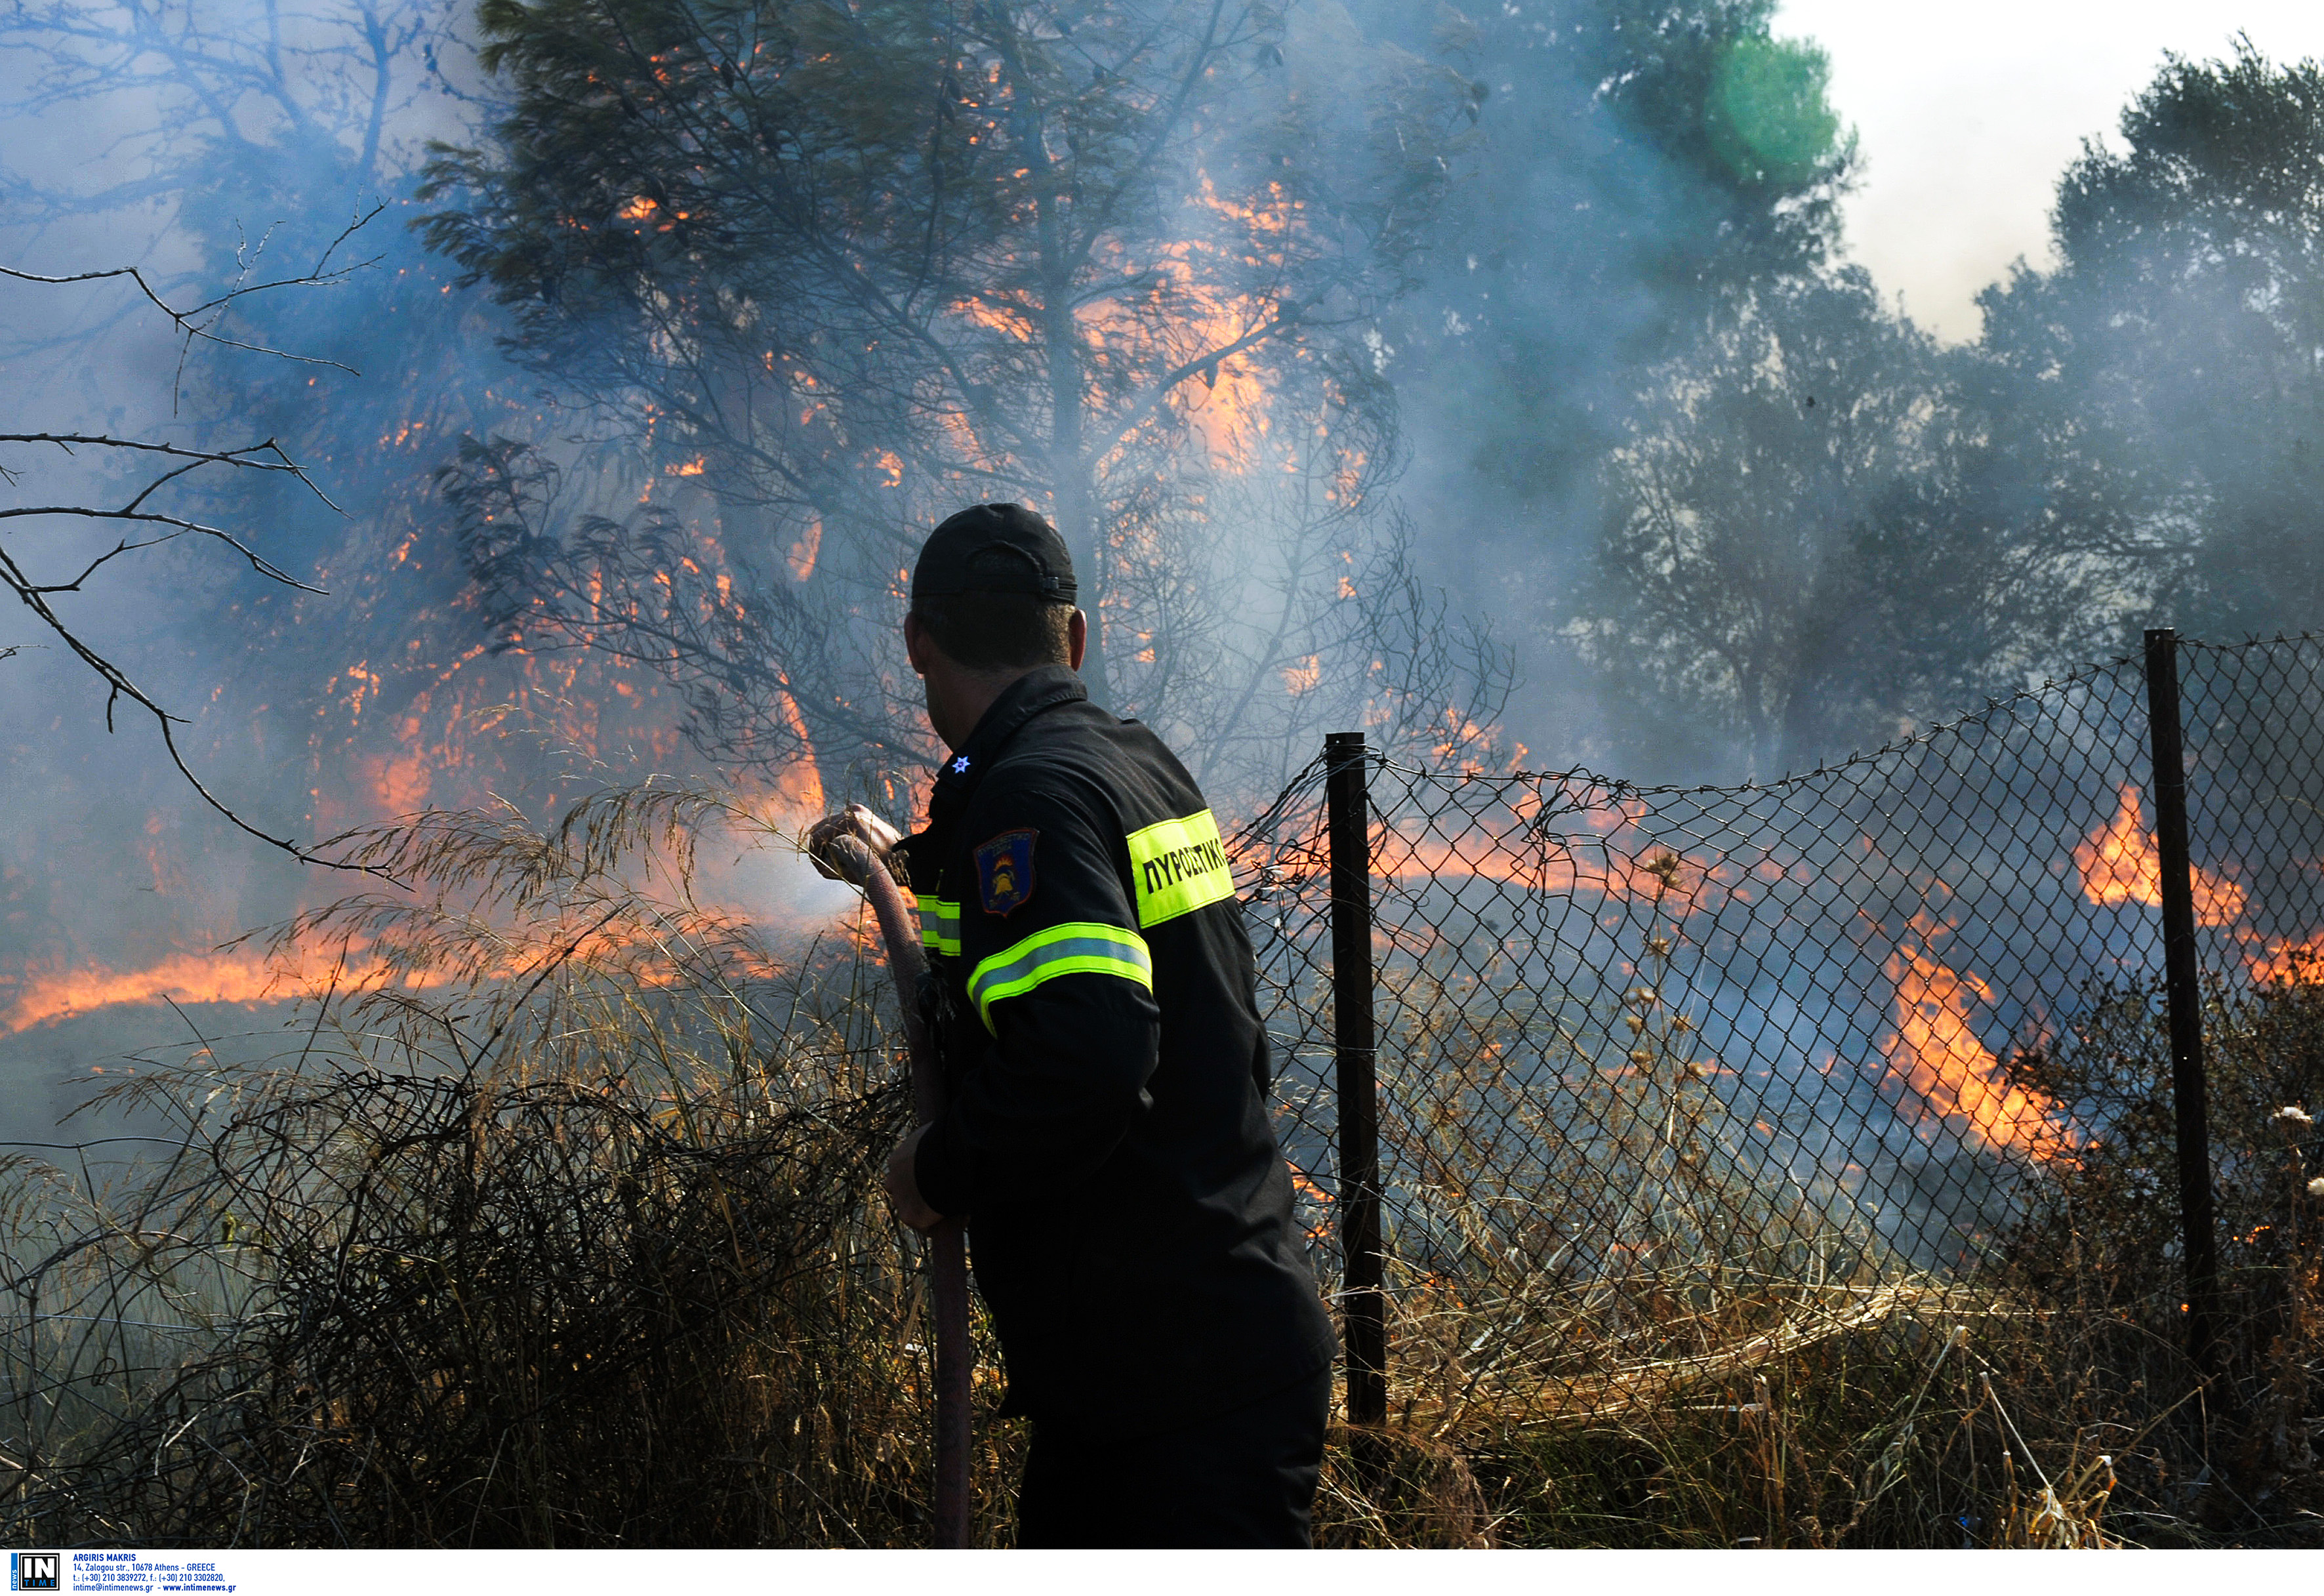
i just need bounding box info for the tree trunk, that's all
[1051,462,1109,708]
[1040,209,1109,708]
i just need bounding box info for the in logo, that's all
[10,1553,60,1592]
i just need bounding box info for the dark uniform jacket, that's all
[895,665,1337,1437]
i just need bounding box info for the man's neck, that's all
[933,665,1047,751]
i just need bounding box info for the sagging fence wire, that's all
[1233,630,2324,1431]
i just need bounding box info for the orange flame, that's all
[1286,1166,1334,1245]
[1880,913,2073,1160]
[0,905,817,1039]
[785,516,822,582]
[1368,815,1753,913]
[2075,782,2246,926]
[3,948,291,1034]
[2251,931,2324,985]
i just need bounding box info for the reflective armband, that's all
[966,921,1154,1033]
[916,894,962,956]
[1125,808,1236,927]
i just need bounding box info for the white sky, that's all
[1774,1,2324,342]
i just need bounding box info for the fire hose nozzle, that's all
[808,804,905,888]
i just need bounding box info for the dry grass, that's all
[1305,956,2324,1549]
[0,789,1025,1546]
[1,793,2317,1546]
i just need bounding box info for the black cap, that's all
[910,502,1078,605]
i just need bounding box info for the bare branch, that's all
[0,203,385,376]
[0,539,381,873]
[0,508,328,594]
[0,234,398,873]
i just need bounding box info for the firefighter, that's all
[810,502,1338,1549]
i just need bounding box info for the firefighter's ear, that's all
[905,609,935,676]
[1067,607,1087,672]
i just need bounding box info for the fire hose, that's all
[828,833,973,1548]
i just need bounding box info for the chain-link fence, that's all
[1234,630,2324,1430]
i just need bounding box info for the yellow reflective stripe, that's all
[966,921,1152,1033]
[916,893,962,956]
[1124,808,1235,928]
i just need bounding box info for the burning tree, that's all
[421,0,1506,799]
[0,0,743,909]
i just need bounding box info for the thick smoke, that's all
[0,0,817,1134]
[1,6,2315,1132]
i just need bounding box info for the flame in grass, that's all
[2075,781,2247,926]
[4,948,295,1034]
[1,781,844,1038]
[1368,819,1767,912]
[1880,913,2074,1162]
[2069,783,2324,984]
[1286,1167,1335,1246]
[1,907,815,1039]
[4,931,465,1036]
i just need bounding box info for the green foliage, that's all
[1564,39,2324,771]
[1704,33,1842,191]
[1576,0,1852,257]
[1574,269,2106,774]
[1977,42,2324,641]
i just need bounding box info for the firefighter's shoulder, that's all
[956,764,1124,914]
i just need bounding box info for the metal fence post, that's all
[2144,627,2220,1380]
[1324,731,1387,1426]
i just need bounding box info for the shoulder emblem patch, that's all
[974,828,1038,916]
